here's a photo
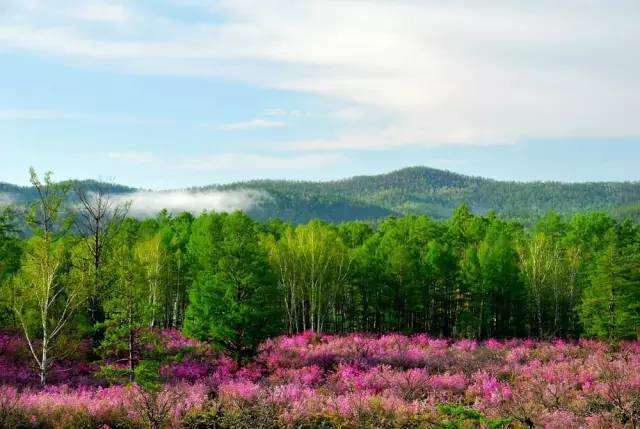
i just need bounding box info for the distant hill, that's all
[0,180,135,204]
[2,167,639,224]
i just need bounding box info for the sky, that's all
[1,0,639,189]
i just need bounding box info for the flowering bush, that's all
[2,330,640,427]
[0,383,209,428]
[0,332,98,387]
[217,332,640,428]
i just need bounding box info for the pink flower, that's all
[484,338,504,350]
[430,373,467,391]
[218,380,260,401]
[468,371,512,407]
[541,410,577,429]
[453,339,478,351]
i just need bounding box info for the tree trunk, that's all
[40,341,47,386]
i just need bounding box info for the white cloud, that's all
[105,151,160,164]
[1,1,639,147]
[216,118,286,130]
[112,189,268,217]
[0,108,173,125]
[0,109,73,120]
[0,193,16,207]
[263,108,305,117]
[333,107,366,121]
[104,151,346,171]
[71,2,131,23]
[180,153,346,170]
[282,123,511,151]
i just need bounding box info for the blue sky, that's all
[1,1,639,189]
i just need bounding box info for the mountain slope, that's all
[217,167,640,222]
[2,167,639,224]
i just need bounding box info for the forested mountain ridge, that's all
[2,167,639,223]
[0,180,134,203]
[219,167,640,222]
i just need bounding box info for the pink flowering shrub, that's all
[2,330,640,427]
[0,383,209,428]
[0,332,98,386]
[161,361,212,382]
[224,333,640,427]
[159,329,200,351]
[218,379,261,402]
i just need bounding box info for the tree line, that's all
[0,170,639,384]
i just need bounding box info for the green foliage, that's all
[184,403,514,429]
[266,219,351,334]
[0,208,22,328]
[9,169,86,385]
[185,404,281,429]
[97,364,134,386]
[474,225,525,338]
[184,212,280,356]
[134,360,162,391]
[580,225,640,340]
[24,168,73,238]
[437,404,512,429]
[99,218,151,370]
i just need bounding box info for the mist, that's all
[0,193,15,207]
[112,189,269,217]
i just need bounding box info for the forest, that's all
[1,170,639,428]
[3,166,640,224]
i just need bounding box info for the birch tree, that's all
[137,235,163,328]
[11,169,85,385]
[269,220,351,333]
[520,232,562,337]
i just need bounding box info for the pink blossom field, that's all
[1,330,640,428]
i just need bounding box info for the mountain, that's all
[215,167,640,223]
[0,180,135,203]
[2,167,639,224]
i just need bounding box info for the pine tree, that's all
[184,212,280,356]
[580,229,640,340]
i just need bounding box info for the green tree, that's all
[580,227,640,340]
[351,233,386,332]
[0,208,22,328]
[519,232,562,337]
[100,218,151,378]
[184,212,280,356]
[457,245,482,337]
[10,169,85,385]
[477,227,524,338]
[268,220,351,334]
[423,240,458,336]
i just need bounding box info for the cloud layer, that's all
[0,193,15,207]
[1,0,639,150]
[112,189,269,217]
[216,118,286,130]
[103,151,346,171]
